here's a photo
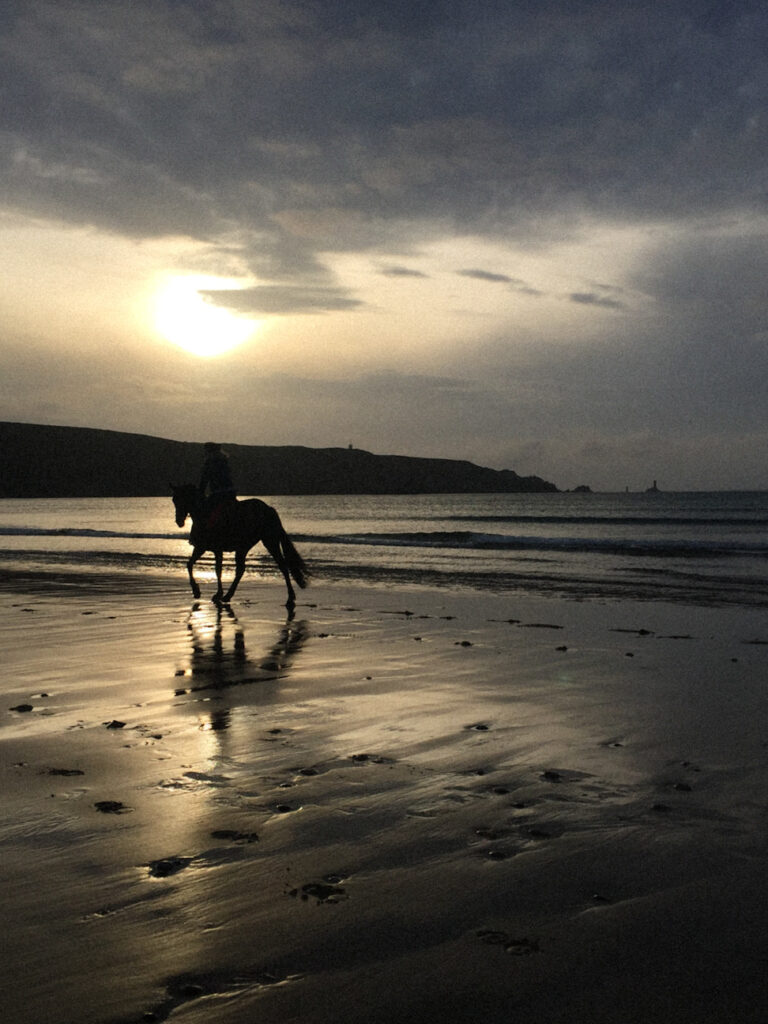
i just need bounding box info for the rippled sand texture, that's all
[2,574,768,1023]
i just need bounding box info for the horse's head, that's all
[171,484,199,528]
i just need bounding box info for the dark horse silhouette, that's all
[171,484,309,608]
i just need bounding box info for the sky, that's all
[1,0,767,491]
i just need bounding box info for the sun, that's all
[154,275,258,357]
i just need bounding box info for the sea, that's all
[1,491,768,608]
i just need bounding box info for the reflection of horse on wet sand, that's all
[179,602,309,697]
[176,602,309,746]
[171,484,309,609]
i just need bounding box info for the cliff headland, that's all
[0,422,558,498]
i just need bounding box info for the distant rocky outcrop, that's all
[0,422,559,498]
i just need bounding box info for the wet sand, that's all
[2,569,768,1023]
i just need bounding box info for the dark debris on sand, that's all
[94,800,131,814]
[288,879,347,904]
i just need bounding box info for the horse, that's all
[171,484,309,608]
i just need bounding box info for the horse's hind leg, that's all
[222,550,247,604]
[262,533,296,608]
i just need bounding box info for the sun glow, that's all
[154,275,258,357]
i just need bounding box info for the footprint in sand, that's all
[146,856,193,878]
[144,966,291,1021]
[477,930,540,955]
[474,826,507,841]
[210,829,259,844]
[540,767,591,784]
[183,770,231,786]
[484,848,515,861]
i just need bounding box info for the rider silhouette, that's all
[199,442,237,540]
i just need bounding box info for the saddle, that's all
[191,497,238,549]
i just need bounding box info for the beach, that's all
[2,567,768,1023]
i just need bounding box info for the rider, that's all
[199,442,237,539]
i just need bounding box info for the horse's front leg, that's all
[212,550,225,604]
[222,550,246,603]
[187,546,204,600]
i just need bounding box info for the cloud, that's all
[2,0,766,282]
[201,284,364,315]
[458,269,515,284]
[458,267,543,295]
[568,292,626,310]
[380,265,429,278]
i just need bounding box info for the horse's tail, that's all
[280,531,310,589]
[261,503,310,588]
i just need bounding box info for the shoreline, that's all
[2,572,768,1022]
